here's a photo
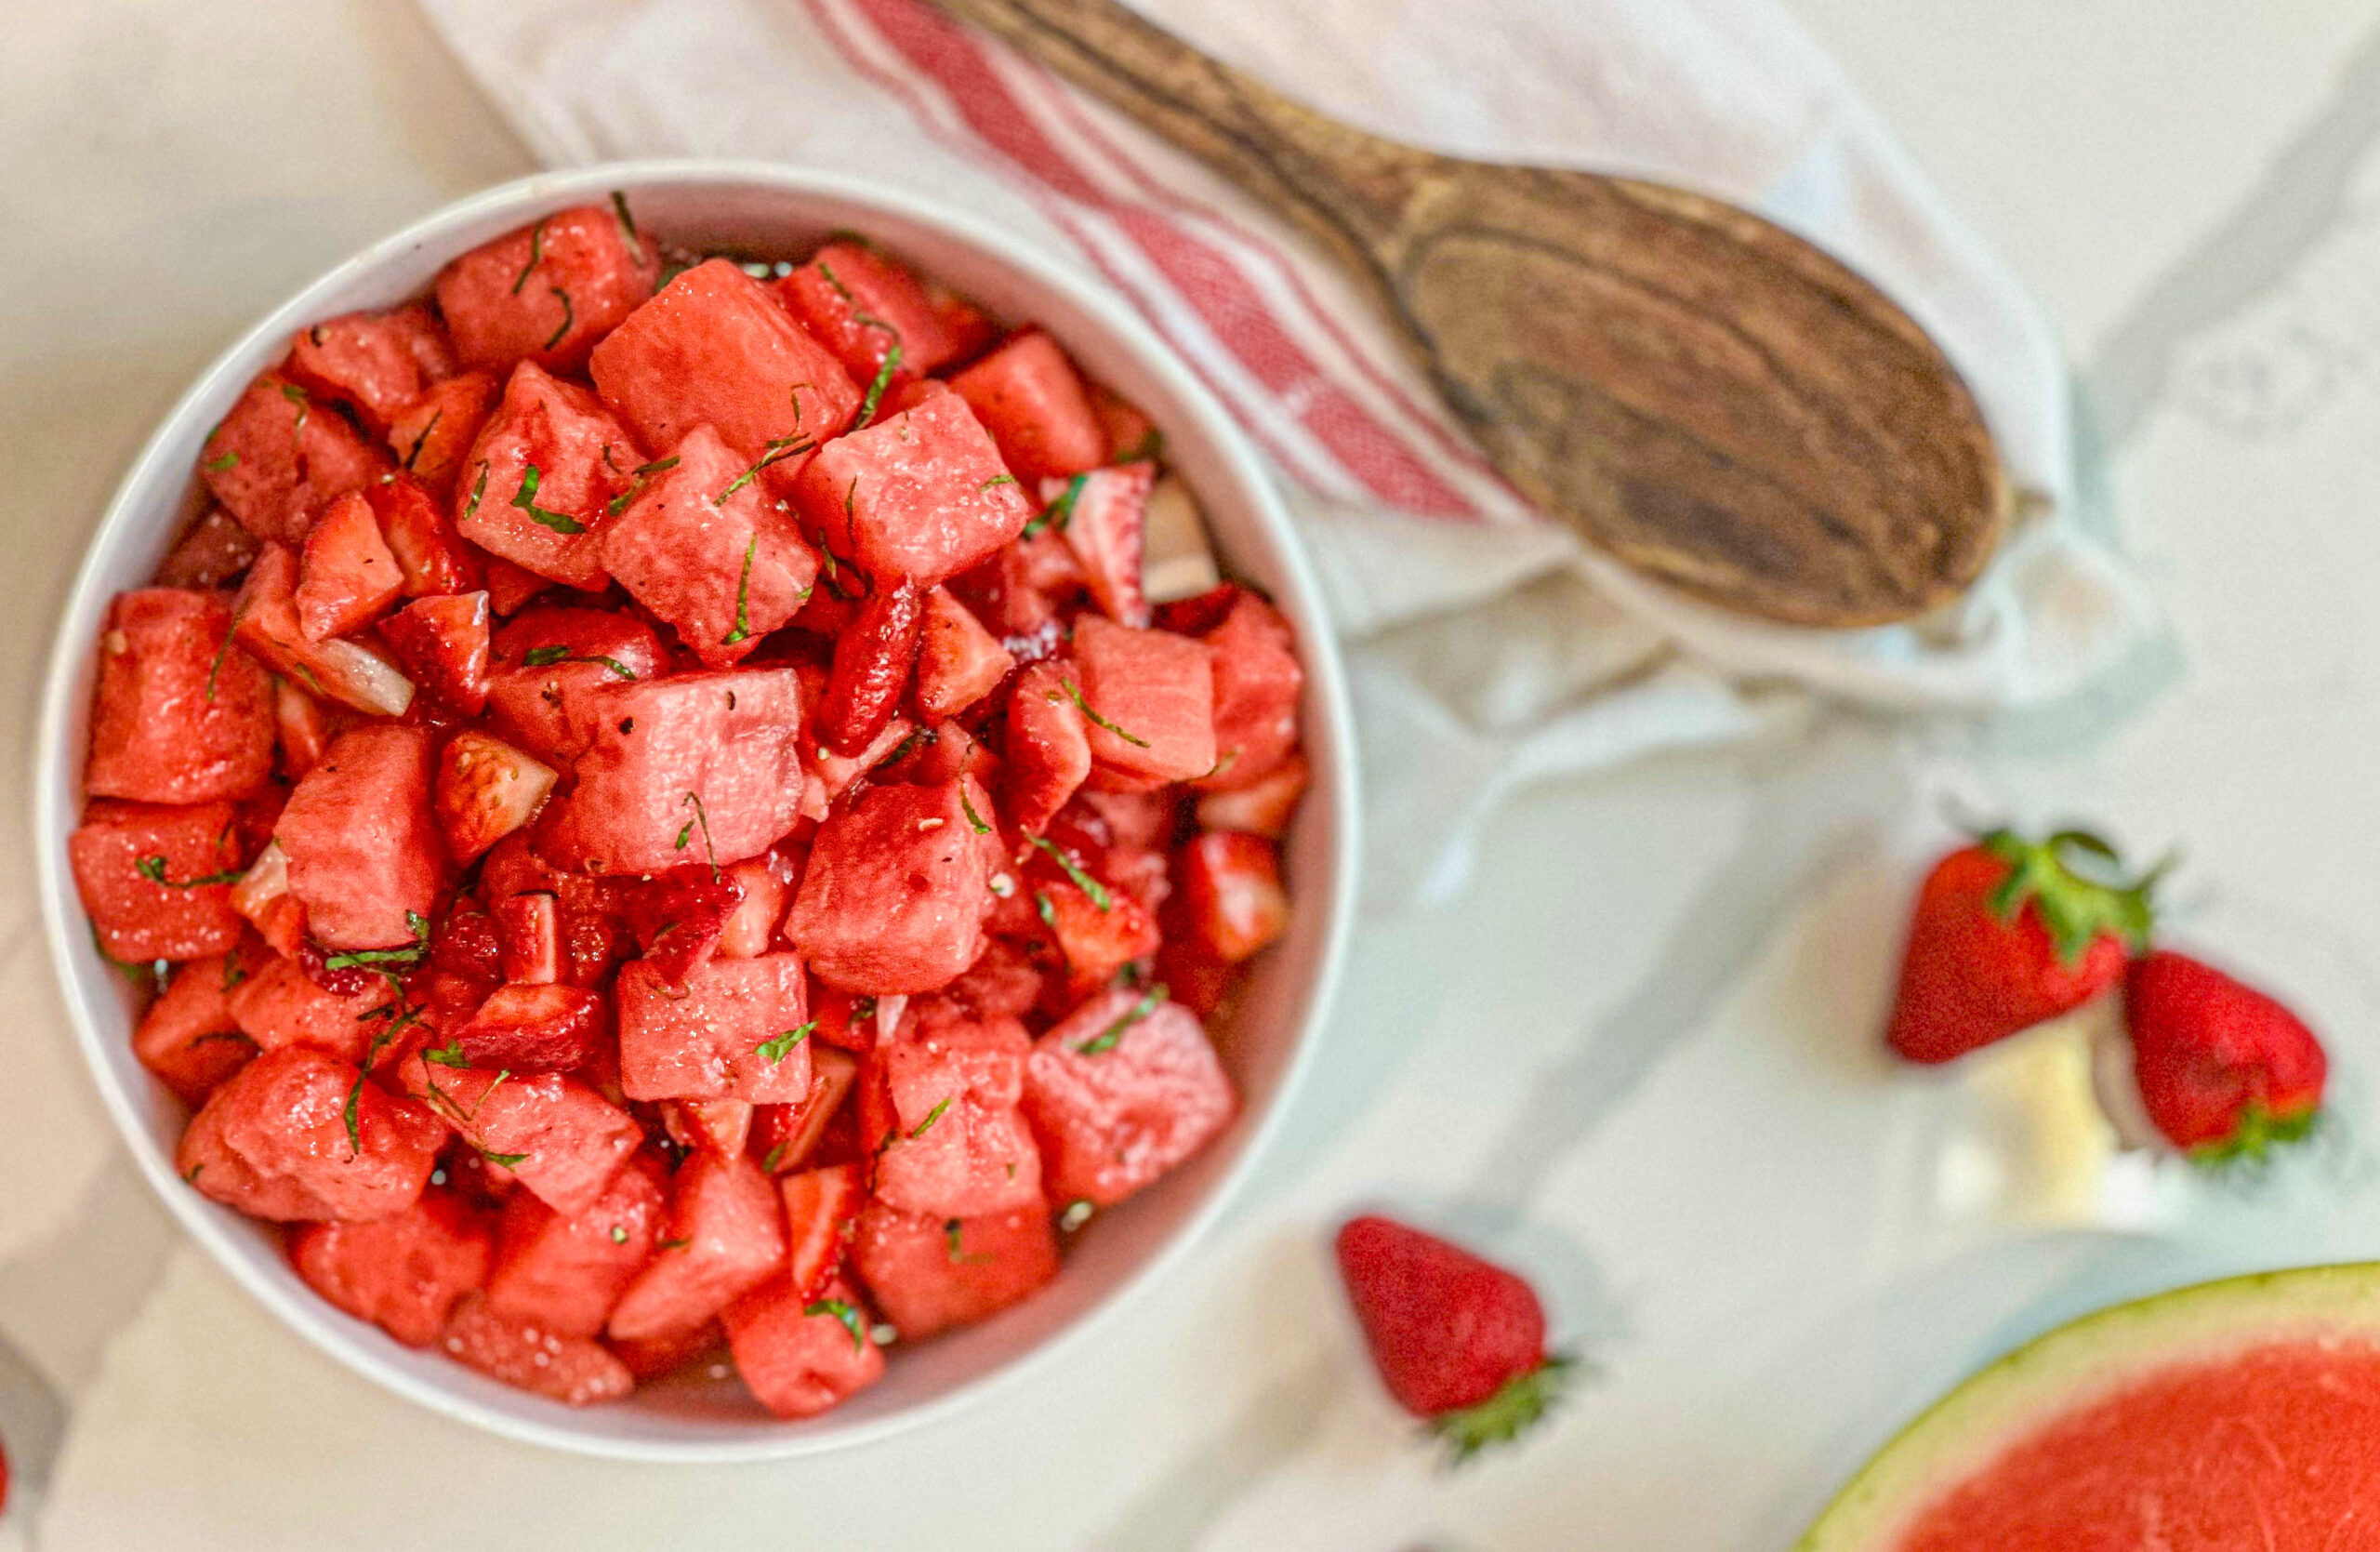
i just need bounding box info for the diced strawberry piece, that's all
[1024,988,1236,1207]
[484,1151,668,1339]
[805,712,912,808]
[751,1046,857,1174]
[434,204,661,376]
[1047,464,1153,627]
[276,724,442,949]
[431,903,505,988]
[536,668,807,876]
[178,1046,446,1222]
[86,588,273,803]
[662,1097,755,1159]
[284,302,456,432]
[493,891,560,985]
[226,838,304,954]
[379,591,492,714]
[793,391,1032,586]
[1195,591,1303,790]
[718,851,798,960]
[135,952,264,1105]
[400,1057,641,1218]
[291,1187,492,1347]
[440,1292,636,1405]
[1178,830,1289,962]
[452,984,604,1073]
[870,1015,1042,1220]
[849,1200,1058,1342]
[608,1320,723,1383]
[615,954,812,1104]
[1069,617,1216,786]
[231,544,416,717]
[947,330,1105,484]
[455,362,639,590]
[774,240,965,385]
[271,678,337,782]
[1196,751,1308,839]
[589,259,858,495]
[364,473,483,598]
[815,575,923,757]
[155,509,261,590]
[945,936,1047,1021]
[386,372,499,497]
[617,866,747,987]
[915,586,1012,721]
[227,953,393,1065]
[1038,878,1160,997]
[1151,582,1243,638]
[482,555,551,617]
[1088,379,1160,463]
[785,777,1000,994]
[931,284,1003,364]
[200,373,390,547]
[432,729,557,864]
[607,1152,787,1341]
[483,606,665,762]
[721,1274,885,1419]
[601,425,821,668]
[1002,661,1091,833]
[948,541,1062,645]
[71,798,247,962]
[778,1162,865,1300]
[806,986,879,1055]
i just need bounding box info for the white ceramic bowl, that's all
[32,162,1358,1460]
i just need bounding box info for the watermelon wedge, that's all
[1801,1263,2380,1550]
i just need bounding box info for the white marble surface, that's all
[9,1,2380,1547]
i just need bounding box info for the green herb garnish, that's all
[977,474,1015,492]
[610,1225,630,1244]
[756,1023,815,1066]
[761,1140,789,1173]
[1060,679,1148,747]
[510,464,585,535]
[1020,472,1089,539]
[520,643,637,679]
[1034,889,1058,930]
[659,1237,691,1251]
[204,450,239,473]
[134,856,243,889]
[482,1149,529,1168]
[610,190,641,264]
[542,285,575,351]
[944,1219,994,1265]
[512,219,547,295]
[907,1096,952,1139]
[721,534,758,644]
[958,791,992,835]
[1026,834,1111,911]
[320,912,431,974]
[716,436,815,504]
[804,1297,870,1353]
[465,461,489,521]
[1074,984,1166,1055]
[402,409,442,471]
[852,340,901,430]
[679,790,719,879]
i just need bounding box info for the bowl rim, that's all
[31,158,1359,1461]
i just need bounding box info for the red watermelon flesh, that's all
[434,204,661,377]
[86,588,273,804]
[284,301,456,434]
[793,391,1034,587]
[70,798,249,962]
[385,372,498,498]
[178,1046,445,1223]
[440,1292,636,1406]
[275,724,443,950]
[1023,988,1235,1208]
[227,953,391,1066]
[484,1151,668,1339]
[289,1187,492,1347]
[784,777,1000,996]
[774,239,964,385]
[134,952,263,1107]
[947,330,1106,485]
[200,373,389,548]
[721,1273,886,1419]
[606,1151,786,1341]
[850,1199,1059,1341]
[400,1057,641,1220]
[455,362,637,590]
[1069,617,1216,786]
[483,605,664,763]
[869,1014,1043,1221]
[615,953,813,1104]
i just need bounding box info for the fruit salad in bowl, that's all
[35,165,1354,1458]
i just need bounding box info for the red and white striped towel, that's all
[417,0,2153,902]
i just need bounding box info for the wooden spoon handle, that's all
[927,0,1418,256]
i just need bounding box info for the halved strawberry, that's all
[365,473,483,598]
[718,851,799,961]
[1050,464,1152,627]
[385,372,498,497]
[751,1046,858,1174]
[232,543,416,717]
[1036,876,1160,997]
[296,491,405,642]
[661,1097,754,1159]
[779,1161,865,1301]
[916,586,1012,721]
[230,841,306,958]
[1003,661,1091,833]
[432,730,557,863]
[815,576,924,757]
[493,891,561,985]
[155,509,261,590]
[481,555,551,617]
[272,678,339,781]
[1177,830,1289,963]
[617,865,747,987]
[1195,751,1308,840]
[379,591,492,715]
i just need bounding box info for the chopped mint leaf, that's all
[510,464,585,534]
[542,285,575,351]
[852,340,902,430]
[721,534,758,644]
[1021,472,1089,539]
[134,856,242,889]
[1061,679,1149,747]
[610,191,641,264]
[756,1023,815,1066]
[204,450,239,473]
[959,791,992,835]
[681,791,720,879]
[907,1095,953,1139]
[803,1297,870,1353]
[1075,984,1166,1055]
[1027,834,1111,911]
[512,219,547,295]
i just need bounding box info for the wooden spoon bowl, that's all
[932,0,2008,627]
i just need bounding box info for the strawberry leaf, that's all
[1979,828,2159,963]
[1427,1354,1577,1466]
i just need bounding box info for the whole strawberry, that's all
[1886,829,2156,1064]
[1334,1214,1570,1464]
[2125,949,2326,1160]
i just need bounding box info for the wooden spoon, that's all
[929,0,2007,627]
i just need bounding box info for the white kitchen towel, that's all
[416,0,2154,905]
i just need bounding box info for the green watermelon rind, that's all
[1797,1262,2380,1550]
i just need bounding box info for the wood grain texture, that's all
[931,0,2008,626]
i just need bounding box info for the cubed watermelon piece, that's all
[1002,661,1091,833]
[1177,830,1289,962]
[200,373,390,547]
[86,588,273,803]
[915,586,1012,722]
[717,851,798,961]
[484,1150,668,1339]
[386,371,499,497]
[751,1045,857,1175]
[483,606,666,762]
[451,983,605,1072]
[231,544,416,718]
[606,1152,787,1341]
[275,724,442,949]
[600,424,820,668]
[284,301,456,433]
[1194,591,1302,790]
[721,1274,885,1419]
[662,1096,755,1159]
[295,492,404,642]
[1024,987,1236,1207]
[792,391,1032,585]
[379,591,492,715]
[134,952,263,1106]
[1195,751,1307,839]
[785,777,1000,994]
[1053,463,1154,628]
[945,936,1048,1022]
[290,1187,493,1346]
[814,575,923,757]
[440,1292,636,1405]
[400,1057,641,1219]
[456,362,639,589]
[535,668,807,876]
[774,240,965,385]
[616,865,746,987]
[154,509,261,590]
[364,472,484,598]
[71,799,248,962]
[849,1199,1058,1342]
[777,1161,866,1299]
[178,1046,446,1222]
[615,954,812,1104]
[946,330,1105,484]
[434,204,662,376]
[432,730,557,865]
[589,259,858,495]
[493,891,561,985]
[869,1014,1042,1220]
[1068,617,1216,785]
[227,952,393,1065]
